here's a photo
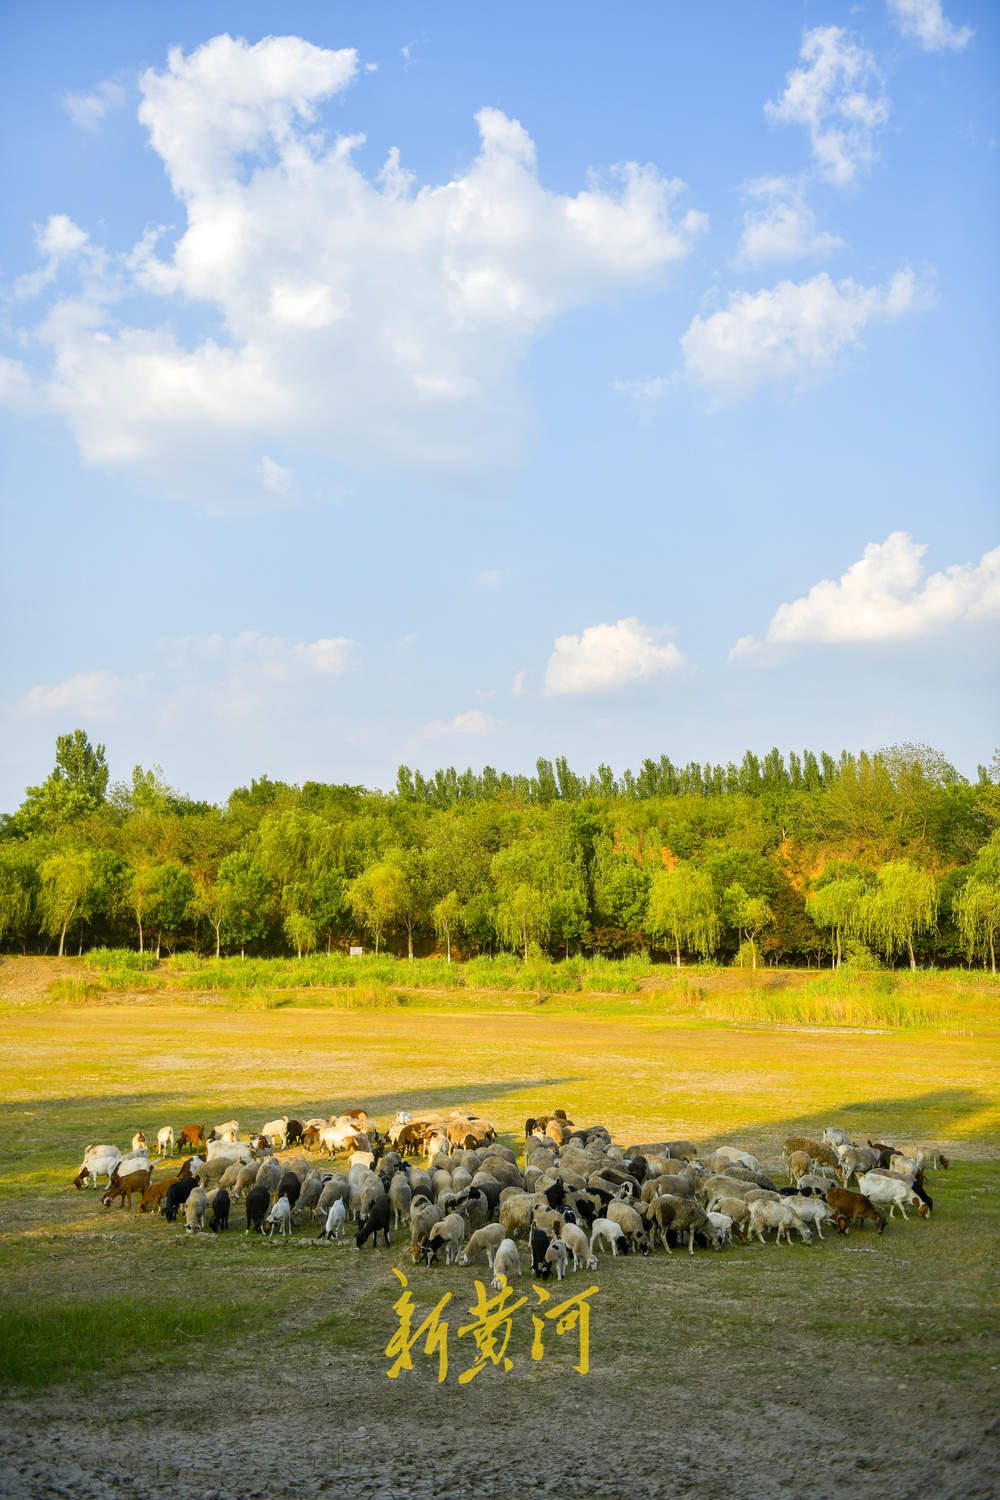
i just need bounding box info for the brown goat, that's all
[177,1124,207,1154]
[138,1178,173,1213]
[102,1166,153,1210]
[825,1186,886,1235]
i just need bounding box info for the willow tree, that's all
[432,890,462,963]
[38,849,95,957]
[953,834,1000,973]
[724,883,774,970]
[862,860,937,970]
[645,864,719,968]
[346,861,405,955]
[806,876,867,968]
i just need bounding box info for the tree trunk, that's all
[836,927,842,967]
[446,929,451,963]
[407,921,414,961]
[213,921,221,959]
[675,933,681,970]
[137,913,144,953]
[58,920,68,958]
[155,931,162,960]
[991,930,996,976]
[907,935,916,971]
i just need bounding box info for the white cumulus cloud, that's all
[735,177,845,267]
[7,33,705,509]
[544,618,690,695]
[766,27,888,186]
[63,79,127,131]
[19,670,136,718]
[681,266,929,402]
[887,0,973,51]
[730,533,1000,658]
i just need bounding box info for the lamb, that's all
[260,1117,289,1150]
[710,1196,751,1236]
[530,1227,552,1277]
[156,1127,175,1157]
[544,1238,569,1281]
[706,1211,735,1247]
[423,1213,465,1266]
[209,1188,230,1232]
[589,1218,627,1257]
[264,1195,292,1238]
[313,1176,351,1223]
[318,1199,347,1241]
[459,1223,506,1268]
[491,1238,522,1289]
[786,1194,831,1240]
[710,1146,761,1173]
[101,1165,152,1211]
[748,1199,813,1246]
[184,1187,208,1233]
[857,1172,930,1221]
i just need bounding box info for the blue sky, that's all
[1,0,997,809]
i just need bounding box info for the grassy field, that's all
[0,954,998,1498]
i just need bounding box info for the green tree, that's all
[432,889,462,963]
[284,908,318,958]
[953,834,1000,973]
[149,861,194,956]
[645,864,720,968]
[806,875,867,968]
[0,845,39,950]
[861,860,938,970]
[217,851,274,957]
[346,861,406,955]
[15,730,109,834]
[724,883,774,969]
[38,849,96,956]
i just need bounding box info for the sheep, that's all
[837,1145,880,1186]
[131,1130,147,1154]
[254,1158,283,1201]
[313,1175,351,1223]
[260,1117,289,1150]
[155,1127,174,1158]
[72,1146,122,1190]
[786,1194,831,1240]
[748,1199,813,1246]
[822,1127,852,1148]
[177,1124,207,1155]
[894,1145,950,1170]
[101,1165,152,1211]
[544,1238,569,1281]
[423,1213,465,1266]
[786,1150,812,1183]
[491,1238,522,1289]
[184,1187,208,1233]
[244,1185,271,1234]
[823,1188,885,1236]
[209,1188,230,1232]
[318,1199,347,1241]
[710,1146,761,1173]
[649,1194,714,1256]
[356,1197,391,1250]
[471,1172,503,1213]
[207,1120,240,1144]
[531,1205,566,1239]
[265,1195,292,1238]
[589,1218,627,1257]
[459,1223,506,1268]
[706,1211,735,1247]
[710,1196,751,1236]
[164,1175,198,1222]
[231,1162,260,1201]
[290,1171,326,1226]
[530,1227,552,1277]
[276,1171,302,1211]
[606,1199,650,1255]
[409,1197,444,1260]
[857,1172,930,1221]
[665,1139,700,1160]
[499,1192,545,1242]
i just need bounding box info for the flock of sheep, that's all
[70,1108,947,1284]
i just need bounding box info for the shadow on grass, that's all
[706,1088,999,1152]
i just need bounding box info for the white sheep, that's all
[459,1223,506,1268]
[184,1187,207,1234]
[748,1199,813,1246]
[544,1239,569,1281]
[207,1120,240,1143]
[490,1238,522,1289]
[786,1194,832,1240]
[319,1199,347,1241]
[74,1146,121,1189]
[706,1211,735,1246]
[711,1146,761,1173]
[424,1212,465,1265]
[265,1195,292,1237]
[260,1117,289,1150]
[857,1172,930,1221]
[589,1218,626,1257]
[822,1127,852,1148]
[155,1127,174,1157]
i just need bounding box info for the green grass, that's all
[0,1298,258,1388]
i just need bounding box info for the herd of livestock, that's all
[71,1109,948,1282]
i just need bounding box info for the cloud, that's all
[612,375,673,406]
[681,266,930,402]
[887,0,973,51]
[544,617,690,695]
[419,708,502,737]
[735,177,846,267]
[730,533,1000,658]
[6,33,705,509]
[511,670,526,697]
[63,79,127,131]
[765,27,888,186]
[19,669,137,717]
[476,569,502,591]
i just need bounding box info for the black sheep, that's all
[530,1227,551,1277]
[209,1188,230,1232]
[276,1171,301,1210]
[245,1185,270,1234]
[163,1175,197,1223]
[355,1197,391,1249]
[284,1119,305,1147]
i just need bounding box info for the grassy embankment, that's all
[0,953,997,1392]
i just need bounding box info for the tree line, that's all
[1,730,998,971]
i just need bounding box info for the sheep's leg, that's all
[687,1228,695,1256]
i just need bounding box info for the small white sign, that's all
[349,946,364,958]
